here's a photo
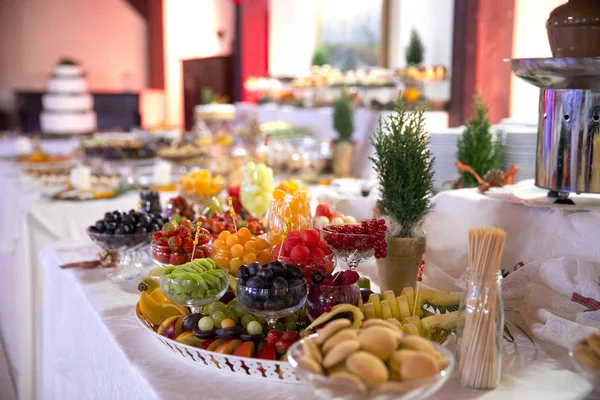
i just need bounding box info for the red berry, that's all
[152,249,171,264]
[315,204,332,218]
[169,253,186,265]
[286,230,303,240]
[195,228,211,245]
[290,244,310,264]
[302,229,321,248]
[265,330,283,347]
[156,238,168,247]
[341,270,360,285]
[275,338,295,355]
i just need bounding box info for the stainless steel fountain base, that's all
[537,88,600,194]
[510,57,600,194]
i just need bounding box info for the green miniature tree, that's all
[312,45,329,67]
[200,87,215,105]
[370,97,434,238]
[333,90,354,142]
[456,90,500,188]
[405,29,425,66]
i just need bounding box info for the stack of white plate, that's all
[497,126,538,182]
[428,127,465,190]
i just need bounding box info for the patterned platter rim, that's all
[134,303,303,383]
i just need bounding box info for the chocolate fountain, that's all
[510,0,600,203]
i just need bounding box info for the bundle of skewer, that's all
[457,227,506,389]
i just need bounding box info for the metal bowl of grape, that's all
[235,261,308,330]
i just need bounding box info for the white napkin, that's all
[503,256,600,349]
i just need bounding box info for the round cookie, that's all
[358,326,400,361]
[398,335,438,356]
[328,371,368,395]
[322,329,358,354]
[323,340,360,368]
[399,352,439,381]
[315,319,352,345]
[346,351,389,384]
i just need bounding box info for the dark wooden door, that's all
[182,56,233,131]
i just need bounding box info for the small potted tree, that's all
[332,90,354,177]
[455,90,500,188]
[370,97,434,292]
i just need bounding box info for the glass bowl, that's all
[288,334,455,400]
[236,280,308,329]
[86,228,153,282]
[279,254,336,281]
[321,224,375,270]
[149,241,212,268]
[159,272,229,314]
[307,282,361,321]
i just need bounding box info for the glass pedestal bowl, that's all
[149,241,212,268]
[86,228,153,282]
[307,282,361,321]
[288,334,455,400]
[160,273,229,314]
[320,224,375,271]
[279,253,336,281]
[236,280,308,330]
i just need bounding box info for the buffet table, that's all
[39,241,590,400]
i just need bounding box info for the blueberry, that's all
[246,276,265,289]
[88,226,99,233]
[104,212,115,222]
[106,222,118,231]
[95,220,106,232]
[257,267,274,281]
[115,227,125,235]
[267,261,287,277]
[136,226,148,233]
[288,278,305,287]
[271,276,289,290]
[248,263,260,277]
[238,265,250,280]
[150,223,161,232]
[286,264,304,279]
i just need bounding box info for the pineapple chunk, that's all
[387,318,402,328]
[384,290,400,320]
[396,295,411,321]
[364,303,376,320]
[401,323,419,336]
[368,293,382,319]
[402,316,424,337]
[400,287,416,316]
[420,311,458,339]
[381,300,393,320]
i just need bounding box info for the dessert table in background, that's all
[39,242,591,400]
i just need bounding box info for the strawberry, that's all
[168,236,182,249]
[152,232,163,241]
[265,330,283,347]
[281,331,300,342]
[255,344,276,360]
[275,338,295,355]
[169,253,186,265]
[181,237,194,253]
[178,225,192,239]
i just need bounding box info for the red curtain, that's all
[240,0,269,102]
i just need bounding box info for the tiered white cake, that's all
[40,59,97,135]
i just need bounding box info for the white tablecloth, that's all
[39,242,592,400]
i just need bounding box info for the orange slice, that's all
[139,291,186,326]
[149,288,169,304]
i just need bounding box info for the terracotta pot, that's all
[547,0,600,57]
[376,236,426,293]
[332,140,353,177]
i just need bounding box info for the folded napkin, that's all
[503,256,600,349]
